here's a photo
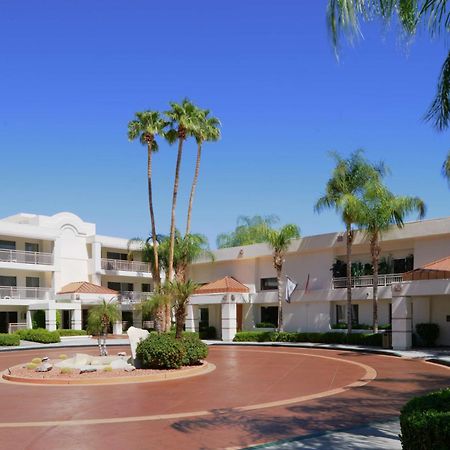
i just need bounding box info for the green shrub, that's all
[58,354,68,360]
[32,310,46,329]
[57,329,87,337]
[26,363,38,370]
[136,333,185,369]
[415,323,440,347]
[400,388,450,449]
[232,331,382,346]
[31,357,42,364]
[181,333,208,365]
[255,322,276,328]
[60,367,73,374]
[17,328,61,344]
[103,366,113,372]
[331,323,372,330]
[0,333,20,346]
[199,326,217,339]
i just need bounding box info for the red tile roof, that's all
[195,276,249,294]
[403,256,450,281]
[57,282,118,295]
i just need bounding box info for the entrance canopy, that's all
[195,276,249,295]
[57,281,118,304]
[403,256,450,281]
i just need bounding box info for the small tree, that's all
[169,279,199,339]
[87,300,121,356]
[264,224,300,332]
[140,289,171,334]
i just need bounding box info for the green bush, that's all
[136,333,185,369]
[181,333,208,365]
[17,328,61,344]
[57,329,87,337]
[0,333,20,346]
[199,326,217,339]
[400,388,450,450]
[415,323,440,347]
[331,323,372,330]
[232,331,382,346]
[255,322,276,328]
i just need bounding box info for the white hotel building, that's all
[0,211,450,350]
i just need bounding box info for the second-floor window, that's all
[0,240,16,250]
[0,276,16,287]
[25,243,39,252]
[108,282,133,292]
[260,277,278,291]
[142,283,152,292]
[106,252,128,261]
[26,277,40,288]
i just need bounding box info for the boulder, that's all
[127,326,149,361]
[35,363,53,372]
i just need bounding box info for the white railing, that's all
[101,258,150,273]
[0,286,53,300]
[119,291,152,304]
[8,322,27,333]
[0,249,54,265]
[332,274,404,289]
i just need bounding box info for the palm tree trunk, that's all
[167,136,184,331]
[371,234,380,334]
[185,141,202,236]
[346,224,353,335]
[175,305,185,339]
[276,266,283,332]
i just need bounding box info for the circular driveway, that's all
[0,345,448,449]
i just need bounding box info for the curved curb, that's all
[1,361,215,386]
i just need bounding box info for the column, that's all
[221,294,237,342]
[92,241,102,274]
[26,310,33,329]
[185,304,199,333]
[392,294,412,350]
[71,307,82,330]
[133,309,142,328]
[45,307,57,331]
[113,321,123,335]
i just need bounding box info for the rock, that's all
[127,326,149,361]
[35,363,53,372]
[117,352,126,357]
[80,367,97,374]
[110,359,130,370]
[124,365,136,372]
[41,356,49,362]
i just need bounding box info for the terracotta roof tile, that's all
[57,282,118,295]
[195,276,249,295]
[403,256,450,281]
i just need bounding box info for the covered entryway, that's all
[188,276,250,341]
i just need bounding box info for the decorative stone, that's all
[124,365,136,372]
[35,363,53,372]
[117,352,126,357]
[80,367,97,374]
[110,359,130,370]
[127,326,149,361]
[41,356,49,362]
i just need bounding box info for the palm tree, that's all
[315,150,385,334]
[87,300,121,356]
[169,279,199,339]
[264,224,300,332]
[185,109,221,236]
[128,111,167,288]
[140,288,170,334]
[443,151,450,185]
[355,181,425,333]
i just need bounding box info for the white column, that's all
[221,294,237,342]
[113,321,123,335]
[186,304,199,333]
[392,294,412,350]
[45,306,57,331]
[71,307,82,330]
[26,310,33,329]
[92,241,102,274]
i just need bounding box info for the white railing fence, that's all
[0,249,53,265]
[101,258,150,273]
[119,291,151,304]
[8,322,27,333]
[0,286,52,300]
[332,274,404,289]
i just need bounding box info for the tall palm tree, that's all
[169,279,199,339]
[185,109,221,236]
[315,150,385,334]
[128,111,167,288]
[264,224,300,332]
[87,300,121,356]
[355,181,426,333]
[140,287,170,334]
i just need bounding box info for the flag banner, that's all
[285,276,298,303]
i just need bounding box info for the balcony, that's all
[0,249,54,265]
[0,286,53,301]
[332,274,404,289]
[118,291,151,304]
[101,258,151,273]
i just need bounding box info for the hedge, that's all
[57,329,87,337]
[400,388,450,450]
[233,331,382,346]
[181,333,208,365]
[16,328,61,344]
[0,333,20,346]
[136,333,185,369]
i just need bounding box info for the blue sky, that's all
[0,0,448,247]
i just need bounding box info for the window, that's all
[106,252,128,261]
[0,276,16,287]
[25,243,39,252]
[336,304,359,325]
[142,283,152,292]
[199,307,209,331]
[351,305,359,325]
[260,278,278,291]
[26,277,40,288]
[0,240,16,250]
[107,282,133,292]
[261,306,278,326]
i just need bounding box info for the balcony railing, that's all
[118,291,152,304]
[332,274,404,289]
[101,258,151,273]
[0,249,54,265]
[0,286,53,300]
